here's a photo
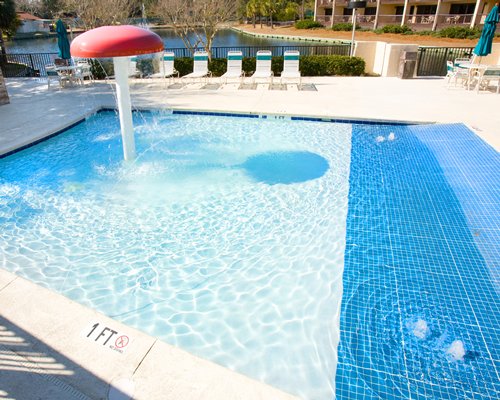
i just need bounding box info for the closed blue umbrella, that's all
[474,5,499,57]
[56,19,71,60]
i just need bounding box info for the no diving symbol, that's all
[115,335,129,349]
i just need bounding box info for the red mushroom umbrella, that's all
[71,26,164,161]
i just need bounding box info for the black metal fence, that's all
[1,44,350,78]
[416,46,474,76]
[168,44,350,59]
[1,45,474,78]
[0,53,59,77]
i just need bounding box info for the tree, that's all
[246,0,260,28]
[262,0,282,28]
[61,0,135,29]
[153,0,237,60]
[0,0,21,58]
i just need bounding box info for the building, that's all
[314,0,498,31]
[16,13,51,34]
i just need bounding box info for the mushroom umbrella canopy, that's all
[474,5,499,57]
[56,19,71,60]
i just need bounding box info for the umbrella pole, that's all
[113,56,136,161]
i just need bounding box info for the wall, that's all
[354,41,419,77]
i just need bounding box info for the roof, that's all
[17,13,42,21]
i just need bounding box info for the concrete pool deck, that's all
[0,76,498,399]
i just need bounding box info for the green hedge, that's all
[434,26,481,39]
[298,55,365,76]
[332,23,355,31]
[375,24,413,34]
[294,20,323,29]
[90,54,365,79]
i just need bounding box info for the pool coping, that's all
[0,269,299,400]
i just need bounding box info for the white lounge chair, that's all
[220,51,244,84]
[183,51,211,84]
[280,50,301,86]
[251,50,273,85]
[151,52,179,84]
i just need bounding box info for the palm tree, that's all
[246,0,259,28]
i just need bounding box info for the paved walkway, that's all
[0,75,498,400]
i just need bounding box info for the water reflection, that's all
[6,28,329,53]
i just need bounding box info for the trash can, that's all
[398,51,417,79]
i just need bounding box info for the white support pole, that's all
[113,56,136,161]
[351,8,357,57]
[401,0,410,27]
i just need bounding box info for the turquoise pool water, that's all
[0,111,352,399]
[1,111,499,399]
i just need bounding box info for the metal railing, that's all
[1,45,351,78]
[2,45,474,78]
[168,45,350,59]
[0,53,58,77]
[416,46,474,76]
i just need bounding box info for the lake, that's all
[5,28,327,54]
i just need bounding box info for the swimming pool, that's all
[0,111,498,399]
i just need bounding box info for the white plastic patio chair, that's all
[280,50,301,86]
[446,60,468,88]
[182,51,211,84]
[45,64,71,89]
[251,50,273,85]
[151,52,179,84]
[72,59,93,84]
[220,51,244,84]
[475,66,500,94]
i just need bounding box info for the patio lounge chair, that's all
[182,51,211,83]
[280,50,301,86]
[151,52,179,83]
[220,51,244,84]
[251,50,273,85]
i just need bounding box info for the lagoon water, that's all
[5,28,328,53]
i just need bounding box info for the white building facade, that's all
[314,0,498,31]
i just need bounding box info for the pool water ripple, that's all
[0,112,352,400]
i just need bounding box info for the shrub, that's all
[295,19,323,29]
[242,57,256,75]
[434,26,481,39]
[89,59,113,79]
[174,57,193,76]
[332,22,355,31]
[208,58,226,77]
[297,55,365,76]
[376,24,412,34]
[137,59,154,76]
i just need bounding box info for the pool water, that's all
[0,111,352,399]
[0,111,498,399]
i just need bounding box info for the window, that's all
[450,4,476,14]
[416,5,437,15]
[365,7,376,16]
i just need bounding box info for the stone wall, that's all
[0,68,10,106]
